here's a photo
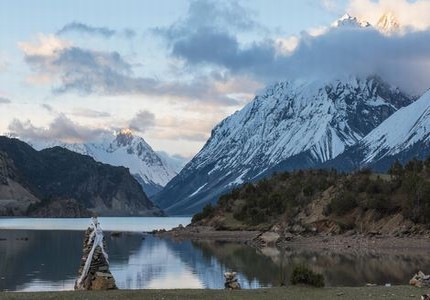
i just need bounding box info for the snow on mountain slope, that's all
[154,76,413,215]
[376,12,400,34]
[349,89,430,166]
[156,151,189,174]
[332,13,371,28]
[26,129,181,197]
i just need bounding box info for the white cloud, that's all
[8,114,110,143]
[275,36,299,55]
[18,34,71,56]
[348,0,430,31]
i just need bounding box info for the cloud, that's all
[348,0,430,31]
[320,0,346,13]
[148,115,220,142]
[156,0,272,74]
[0,56,7,72]
[279,26,430,94]
[129,110,155,133]
[0,97,11,104]
[19,34,247,106]
[158,2,430,95]
[18,34,71,56]
[156,0,259,39]
[57,22,136,39]
[8,115,109,143]
[69,108,111,118]
[40,103,54,112]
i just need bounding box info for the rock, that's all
[410,271,430,287]
[284,232,295,241]
[291,224,306,233]
[110,231,121,238]
[253,231,280,248]
[368,230,381,236]
[96,272,113,278]
[91,276,117,290]
[224,272,241,290]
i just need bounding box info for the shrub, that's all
[290,265,325,287]
[191,203,215,223]
[329,191,357,215]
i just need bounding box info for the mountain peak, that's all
[117,128,133,137]
[115,128,134,147]
[377,12,400,34]
[332,13,371,28]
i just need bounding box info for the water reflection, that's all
[1,229,429,291]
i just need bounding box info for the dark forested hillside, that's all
[0,136,163,217]
[192,158,430,233]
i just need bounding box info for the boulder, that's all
[253,231,280,248]
[224,272,241,290]
[410,271,430,287]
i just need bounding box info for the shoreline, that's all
[157,225,430,254]
[1,286,427,300]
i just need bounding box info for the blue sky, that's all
[1,0,429,157]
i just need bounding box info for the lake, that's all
[1,217,429,291]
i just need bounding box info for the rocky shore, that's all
[157,224,430,255]
[155,225,260,242]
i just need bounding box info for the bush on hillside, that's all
[290,265,325,287]
[328,191,357,216]
[192,203,215,223]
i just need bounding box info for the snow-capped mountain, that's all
[332,13,371,28]
[376,12,400,34]
[154,76,413,215]
[326,89,430,171]
[26,129,183,197]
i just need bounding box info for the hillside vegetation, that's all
[192,158,430,233]
[0,136,162,217]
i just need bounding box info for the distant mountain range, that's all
[25,129,188,197]
[7,12,428,217]
[153,12,429,215]
[0,136,163,217]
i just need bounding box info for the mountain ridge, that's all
[324,89,430,171]
[24,129,186,197]
[0,136,163,217]
[154,75,414,215]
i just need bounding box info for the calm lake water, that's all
[1,217,429,291]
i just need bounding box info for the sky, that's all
[1,0,430,159]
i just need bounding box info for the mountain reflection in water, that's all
[1,230,429,291]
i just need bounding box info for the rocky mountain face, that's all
[27,129,185,197]
[0,151,39,216]
[325,89,430,171]
[154,76,414,215]
[0,136,163,217]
